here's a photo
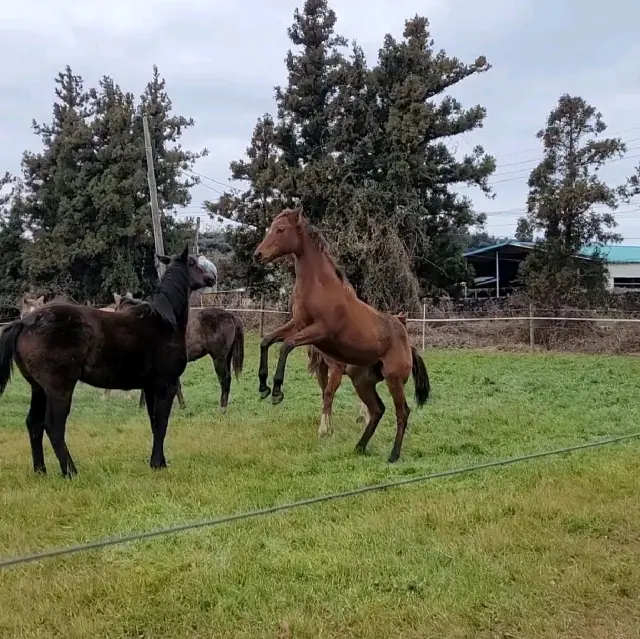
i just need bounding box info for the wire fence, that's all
[1,431,638,570]
[191,303,640,354]
[6,296,640,354]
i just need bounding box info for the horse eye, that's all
[276,228,284,234]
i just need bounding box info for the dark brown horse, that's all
[114,294,245,412]
[0,246,215,477]
[254,208,430,462]
[21,292,136,401]
[306,313,408,436]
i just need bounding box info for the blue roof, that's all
[463,241,640,264]
[579,245,640,263]
[463,241,534,257]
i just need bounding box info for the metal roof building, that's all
[463,242,640,296]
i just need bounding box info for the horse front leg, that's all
[146,381,177,469]
[271,322,328,405]
[258,319,297,399]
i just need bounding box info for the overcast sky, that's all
[2,0,639,240]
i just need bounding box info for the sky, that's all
[2,0,640,240]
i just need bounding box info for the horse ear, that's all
[113,293,121,304]
[35,296,44,305]
[156,254,171,265]
[290,205,303,225]
[125,292,133,299]
[180,244,189,261]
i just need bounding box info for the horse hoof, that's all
[271,391,284,405]
[354,444,367,456]
[356,415,365,424]
[387,453,400,464]
[220,405,228,414]
[150,459,167,470]
[259,386,271,399]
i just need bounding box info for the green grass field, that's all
[1,336,640,638]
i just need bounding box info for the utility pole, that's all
[142,114,166,278]
[194,216,200,255]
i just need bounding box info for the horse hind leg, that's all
[356,400,370,424]
[44,388,78,477]
[175,379,186,410]
[213,355,231,412]
[351,370,385,456]
[385,376,411,463]
[319,363,343,437]
[26,382,47,474]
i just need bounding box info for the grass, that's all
[1,336,640,638]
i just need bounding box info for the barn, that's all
[581,245,640,292]
[463,241,640,296]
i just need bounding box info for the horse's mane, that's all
[304,222,347,284]
[149,260,190,330]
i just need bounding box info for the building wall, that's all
[606,263,640,290]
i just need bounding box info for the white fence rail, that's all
[4,306,640,352]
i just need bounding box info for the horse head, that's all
[253,207,304,265]
[20,293,45,318]
[156,245,216,291]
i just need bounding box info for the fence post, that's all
[421,302,426,351]
[259,295,266,338]
[529,302,535,352]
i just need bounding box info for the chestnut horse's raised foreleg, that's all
[271,322,328,405]
[258,319,297,399]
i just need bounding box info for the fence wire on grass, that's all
[1,431,639,570]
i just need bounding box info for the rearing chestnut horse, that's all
[254,207,430,463]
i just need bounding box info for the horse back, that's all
[186,307,237,361]
[17,302,186,389]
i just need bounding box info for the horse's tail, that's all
[411,346,430,408]
[306,346,325,376]
[0,320,23,397]
[231,316,245,380]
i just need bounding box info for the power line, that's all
[456,151,640,190]
[0,431,638,570]
[182,133,640,200]
[491,126,640,159]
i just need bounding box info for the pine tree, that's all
[19,65,203,303]
[206,114,285,299]
[0,173,27,305]
[328,16,495,307]
[273,0,347,223]
[89,76,144,297]
[519,94,626,307]
[21,66,97,299]
[208,4,496,310]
